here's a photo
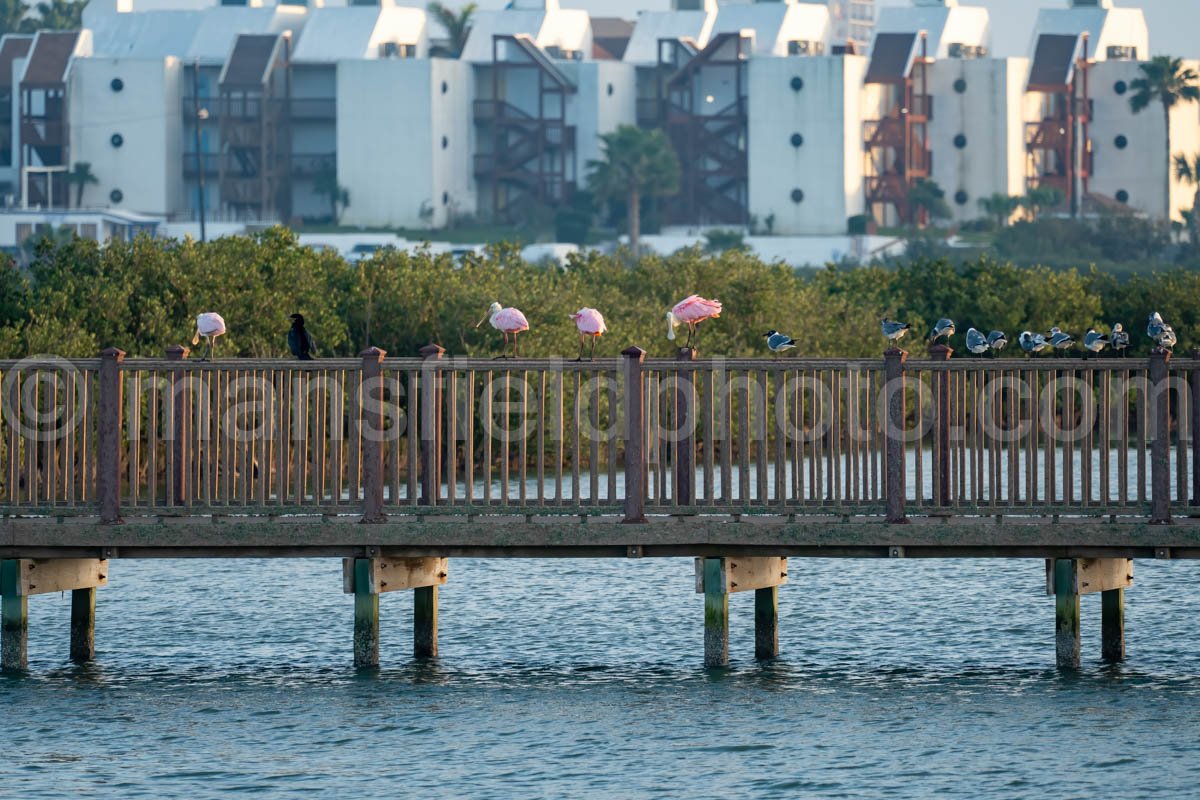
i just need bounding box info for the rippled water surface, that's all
[4,557,1200,798]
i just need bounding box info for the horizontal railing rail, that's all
[0,347,1193,525]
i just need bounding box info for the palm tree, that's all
[1174,151,1200,249]
[426,2,477,59]
[586,125,680,255]
[313,166,350,224]
[977,192,1020,229]
[1129,56,1200,221]
[1019,185,1064,219]
[64,161,97,209]
[906,178,950,226]
[35,0,86,29]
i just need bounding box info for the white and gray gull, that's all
[928,318,955,343]
[763,330,797,353]
[881,318,910,342]
[965,327,989,355]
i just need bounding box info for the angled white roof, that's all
[875,3,989,57]
[1030,6,1147,60]
[710,2,831,57]
[86,10,205,59]
[624,10,714,65]
[292,6,426,62]
[460,7,591,63]
[186,6,307,64]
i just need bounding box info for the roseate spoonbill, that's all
[881,319,909,342]
[191,312,226,361]
[1083,328,1109,359]
[763,330,796,354]
[288,314,316,360]
[987,330,1008,356]
[1047,327,1074,354]
[965,328,989,356]
[1110,323,1129,356]
[666,295,721,349]
[928,318,955,343]
[1147,312,1176,350]
[1019,331,1048,355]
[477,301,529,359]
[569,307,606,362]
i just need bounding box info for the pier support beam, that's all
[755,587,779,661]
[697,557,787,666]
[2,559,107,672]
[702,558,728,667]
[414,586,438,659]
[352,558,379,669]
[1101,588,1125,662]
[70,588,96,663]
[1053,559,1080,668]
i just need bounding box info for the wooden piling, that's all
[621,347,647,523]
[1054,558,1081,668]
[703,557,728,667]
[884,348,907,523]
[353,558,379,669]
[414,585,438,659]
[97,348,125,524]
[1101,588,1125,662]
[70,588,96,663]
[754,586,779,660]
[360,347,387,522]
[419,344,444,506]
[1149,348,1171,524]
[1,559,27,672]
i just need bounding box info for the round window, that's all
[1114,80,1127,95]
[790,133,803,148]
[1115,189,1130,204]
[441,81,448,94]
[109,189,123,204]
[954,190,969,205]
[110,77,124,92]
[1114,134,1128,149]
[442,191,449,205]
[790,76,803,92]
[953,133,967,149]
[441,136,448,150]
[790,189,804,204]
[953,78,967,94]
[606,83,614,97]
[111,133,123,148]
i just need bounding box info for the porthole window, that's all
[790,133,803,148]
[441,81,448,94]
[1114,80,1127,95]
[790,188,804,204]
[790,76,803,92]
[109,189,123,204]
[110,133,123,148]
[1115,189,1130,204]
[953,78,967,94]
[606,83,614,96]
[954,190,969,205]
[953,133,967,149]
[441,136,448,149]
[110,77,124,92]
[1114,134,1128,149]
[442,191,449,205]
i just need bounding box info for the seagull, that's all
[288,313,316,360]
[1110,323,1130,356]
[1147,312,1177,350]
[476,301,530,359]
[763,330,796,354]
[1019,331,1048,355]
[191,312,226,361]
[881,318,910,342]
[987,330,1008,356]
[569,307,606,362]
[1047,327,1074,353]
[965,327,989,356]
[667,295,722,349]
[1083,327,1109,358]
[928,318,955,343]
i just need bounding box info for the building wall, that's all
[566,59,636,185]
[67,56,182,215]
[928,57,1027,222]
[337,57,474,228]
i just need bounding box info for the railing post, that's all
[98,347,125,524]
[622,346,647,523]
[1150,347,1171,524]
[674,347,696,508]
[419,344,445,506]
[928,343,952,508]
[360,347,387,523]
[1191,349,1199,511]
[884,347,907,523]
[165,345,189,505]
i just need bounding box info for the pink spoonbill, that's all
[569,307,607,362]
[477,301,529,359]
[191,312,226,361]
[666,295,722,349]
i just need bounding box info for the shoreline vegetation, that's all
[1,226,1196,360]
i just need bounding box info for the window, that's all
[954,190,968,205]
[1107,46,1137,61]
[1115,189,1129,204]
[15,223,31,243]
[110,78,124,92]
[379,42,415,59]
[111,133,123,148]
[110,189,123,204]
[80,223,98,240]
[787,40,824,56]
[790,133,803,148]
[953,78,967,94]
[1113,80,1128,95]
[790,76,804,92]
[953,134,967,149]
[1114,134,1128,149]
[790,189,804,204]
[948,43,987,59]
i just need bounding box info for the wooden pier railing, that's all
[2,345,1199,671]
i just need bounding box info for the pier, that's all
[1,344,1198,671]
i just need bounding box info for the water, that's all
[5,557,1200,798]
